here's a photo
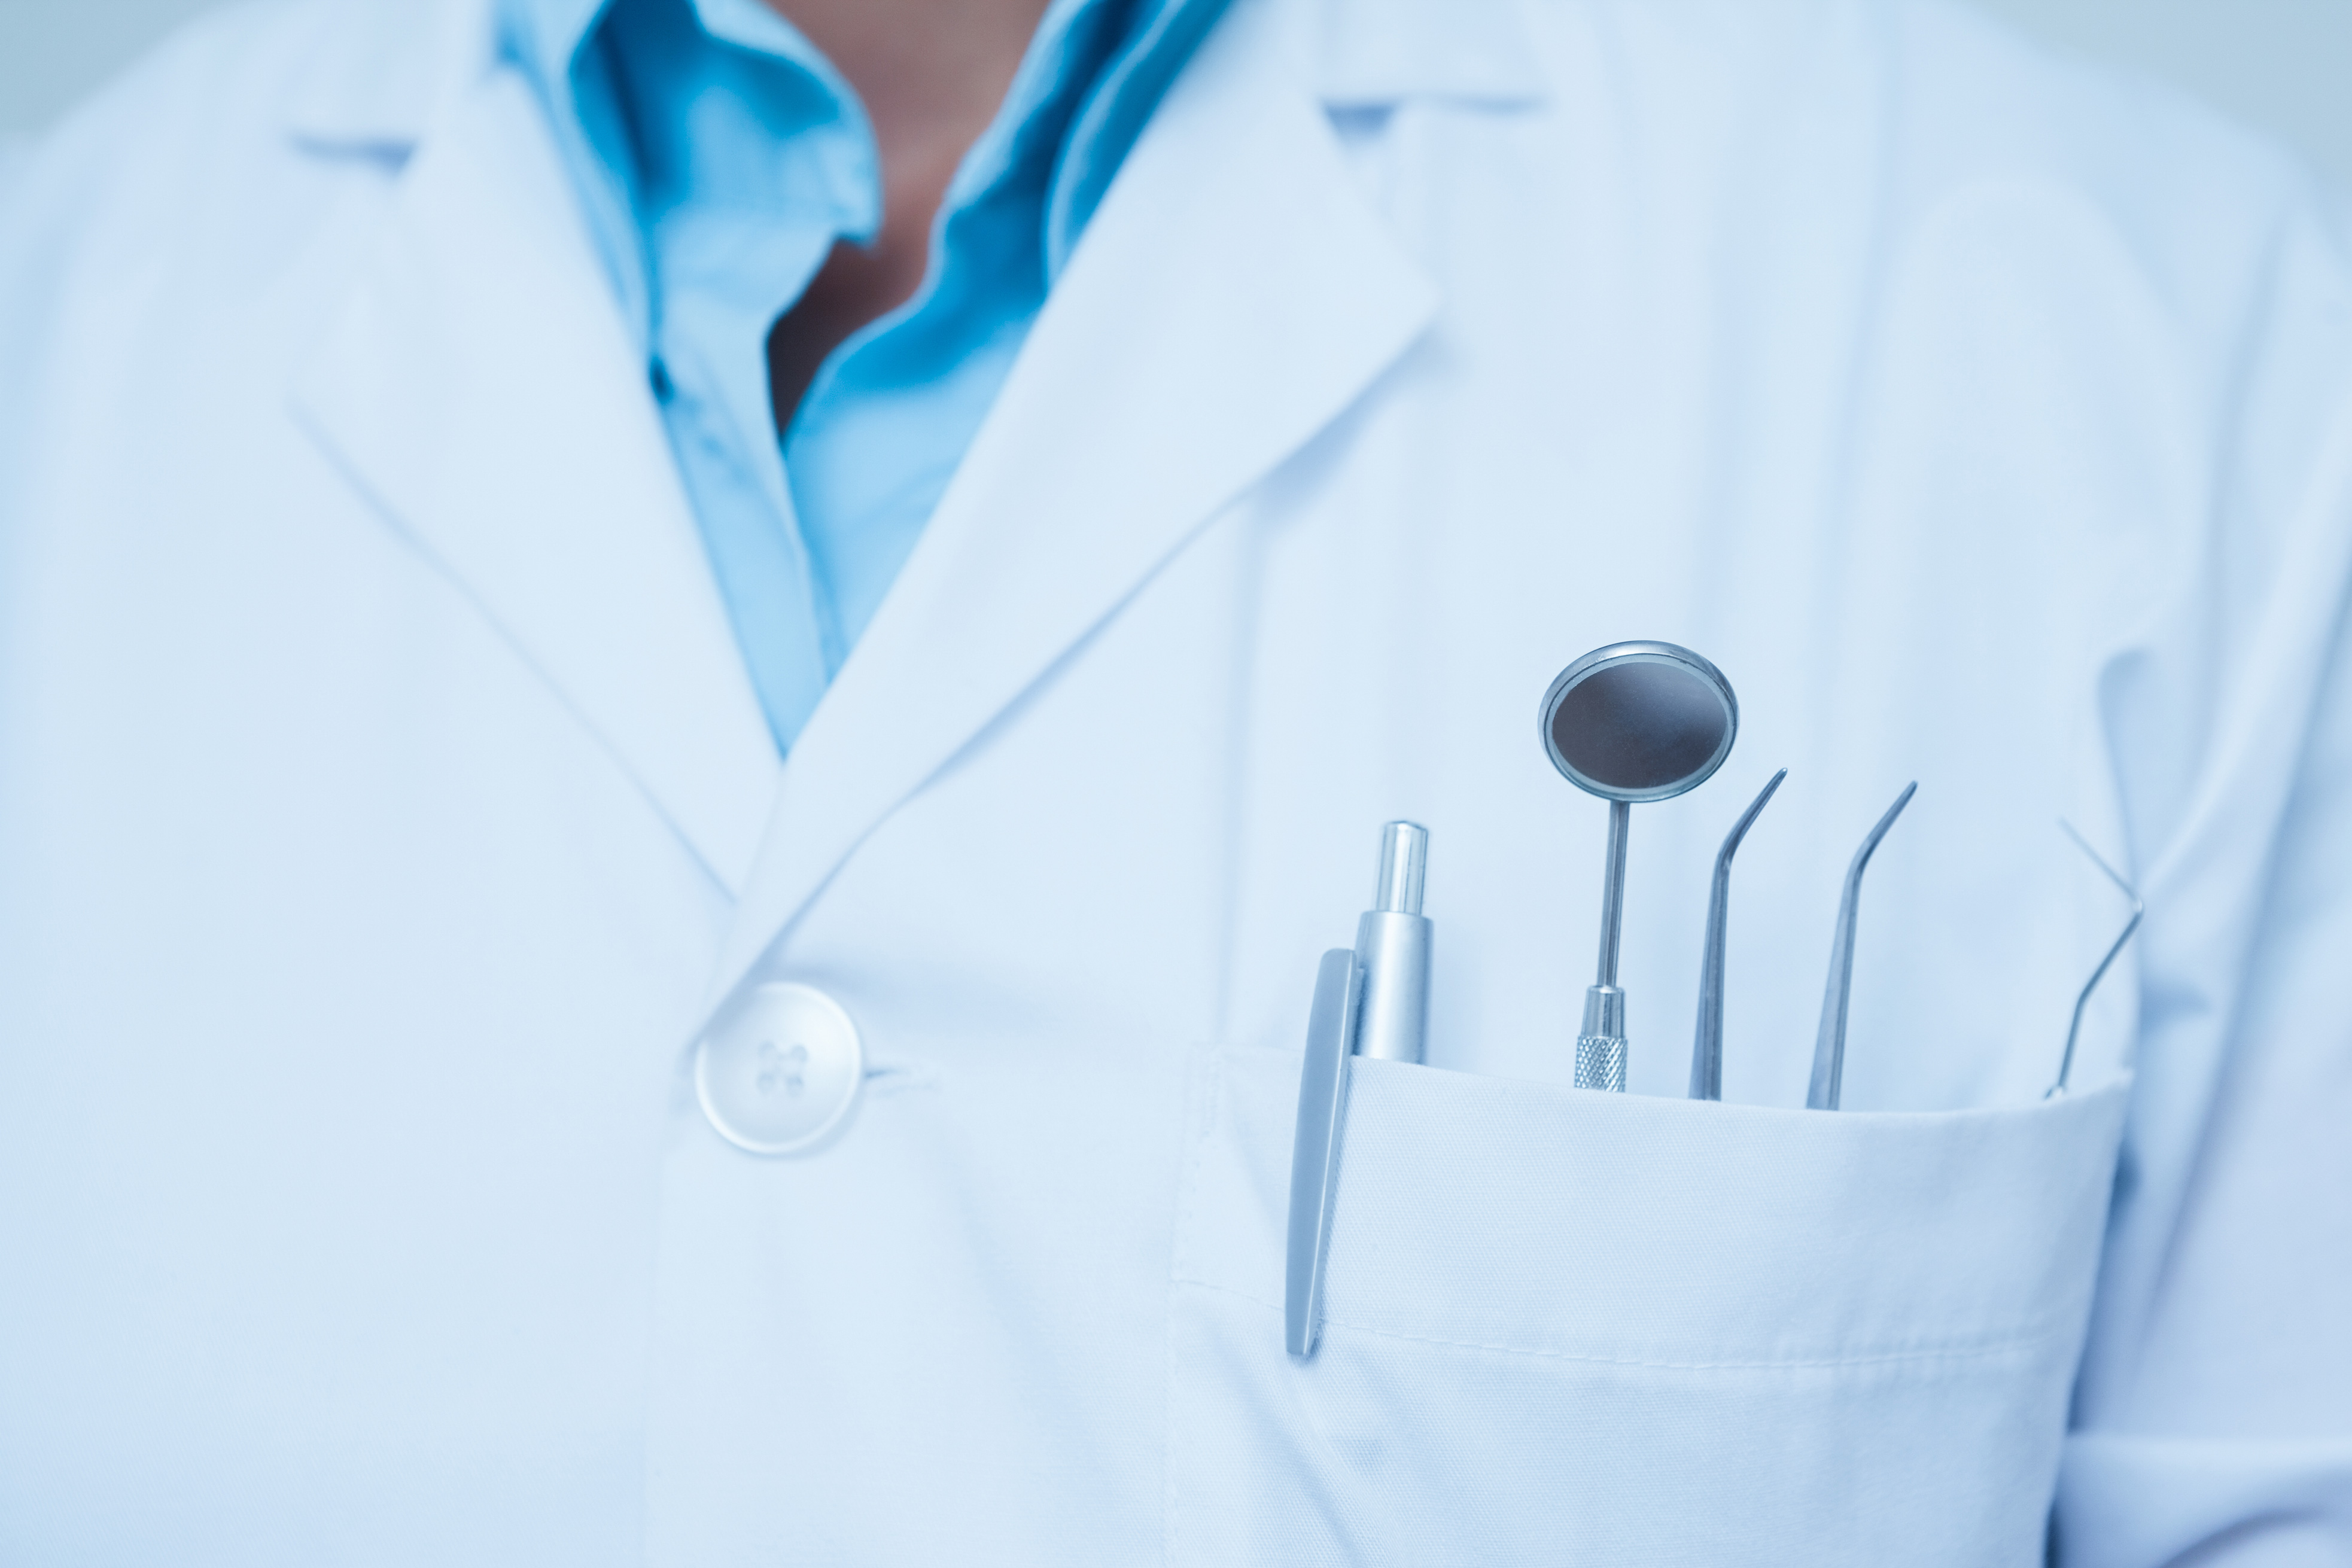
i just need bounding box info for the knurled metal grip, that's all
[1577,984,1627,1092]
[1575,1033,1627,1092]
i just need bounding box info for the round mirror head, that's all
[1539,641,1738,803]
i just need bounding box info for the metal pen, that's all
[1353,821,1431,1064]
[1286,820,1433,1359]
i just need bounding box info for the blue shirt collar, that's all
[492,0,1231,751]
[499,0,1225,340]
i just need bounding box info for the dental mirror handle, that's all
[1576,800,1631,1091]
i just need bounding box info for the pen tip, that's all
[1376,821,1428,915]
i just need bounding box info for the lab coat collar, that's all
[279,0,499,155]
[288,53,783,896]
[271,0,1547,155]
[279,0,1532,931]
[1310,0,1550,107]
[706,0,1446,1000]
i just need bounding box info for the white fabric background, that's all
[4,0,2350,202]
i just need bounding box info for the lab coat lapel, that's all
[708,0,1446,997]
[290,63,780,895]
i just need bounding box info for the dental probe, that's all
[2049,820,2143,1097]
[1689,769,1787,1100]
[1806,782,1916,1112]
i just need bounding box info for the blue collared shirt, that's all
[503,0,1225,750]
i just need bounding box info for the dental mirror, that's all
[1539,642,1739,1091]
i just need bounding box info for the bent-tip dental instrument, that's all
[2049,820,2144,1097]
[1806,781,1916,1111]
[1690,768,1787,1101]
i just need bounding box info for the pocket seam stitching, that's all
[1171,1276,2074,1371]
[1164,1047,1231,1563]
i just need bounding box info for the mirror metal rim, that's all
[1539,640,1740,803]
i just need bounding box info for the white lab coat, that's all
[3,0,2349,1561]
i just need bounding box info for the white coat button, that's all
[693,982,863,1155]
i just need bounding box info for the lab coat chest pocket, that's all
[1165,1046,2129,1567]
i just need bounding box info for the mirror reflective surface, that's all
[1541,644,1738,802]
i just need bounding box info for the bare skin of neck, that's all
[762,0,1054,431]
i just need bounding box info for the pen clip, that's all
[1285,948,1361,1359]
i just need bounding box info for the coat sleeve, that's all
[0,137,28,207]
[2056,190,2352,1566]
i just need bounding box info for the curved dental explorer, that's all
[1806,782,1918,1112]
[1689,769,1787,1101]
[2048,820,2144,1098]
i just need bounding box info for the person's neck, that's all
[763,0,1055,429]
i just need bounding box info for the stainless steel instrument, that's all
[1539,642,1740,1091]
[2050,820,2144,1097]
[1806,782,1916,1111]
[1689,769,1787,1101]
